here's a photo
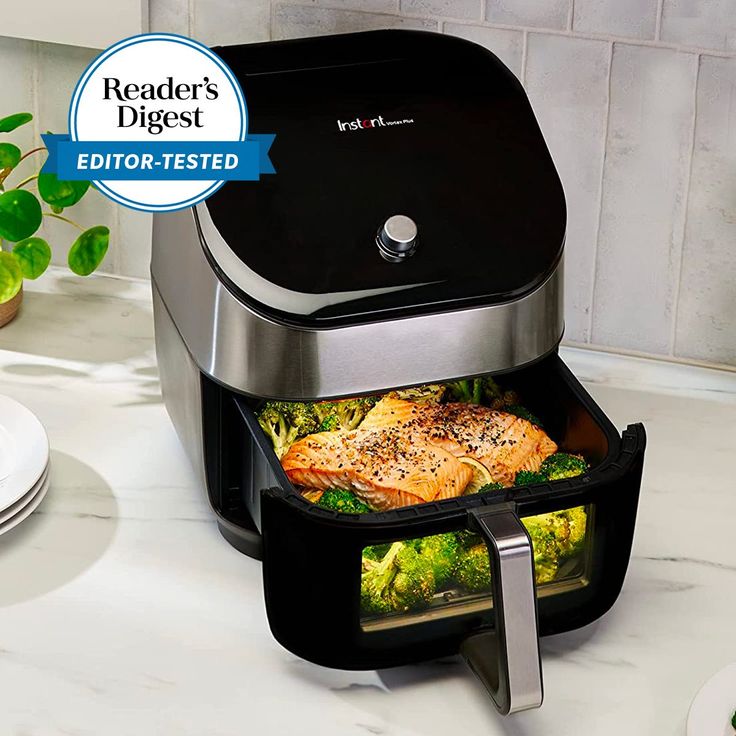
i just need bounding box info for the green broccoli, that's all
[514,470,547,486]
[445,379,484,404]
[473,481,505,495]
[505,404,543,427]
[418,533,461,587]
[363,542,392,562]
[533,551,559,584]
[317,489,371,514]
[314,397,378,431]
[539,453,588,480]
[454,544,491,593]
[523,507,588,563]
[318,414,340,432]
[257,400,320,458]
[361,542,436,614]
[454,535,560,590]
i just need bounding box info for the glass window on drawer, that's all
[360,505,592,631]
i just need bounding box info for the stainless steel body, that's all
[151,207,564,400]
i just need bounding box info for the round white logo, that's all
[68,34,247,212]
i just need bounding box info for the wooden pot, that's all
[0,285,22,328]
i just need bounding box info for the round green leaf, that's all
[68,226,109,276]
[12,237,51,279]
[0,189,42,241]
[38,173,90,208]
[0,112,33,133]
[0,143,21,169]
[0,251,23,304]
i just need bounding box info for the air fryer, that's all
[151,30,646,715]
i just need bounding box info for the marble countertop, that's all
[1,270,735,736]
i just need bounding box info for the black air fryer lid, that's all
[199,31,566,327]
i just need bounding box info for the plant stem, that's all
[15,173,39,189]
[45,212,84,231]
[17,147,46,165]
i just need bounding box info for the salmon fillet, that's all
[281,428,474,511]
[361,397,557,486]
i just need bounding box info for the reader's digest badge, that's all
[42,34,275,212]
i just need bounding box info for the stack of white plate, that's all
[0,395,50,536]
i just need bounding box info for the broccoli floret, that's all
[314,397,377,431]
[445,379,484,404]
[505,404,543,427]
[515,470,547,486]
[474,481,505,495]
[318,414,340,432]
[390,384,446,404]
[523,507,588,564]
[363,542,392,562]
[539,453,588,480]
[418,533,461,587]
[361,542,436,614]
[317,489,371,514]
[455,544,491,593]
[257,400,320,458]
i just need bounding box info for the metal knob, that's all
[377,215,418,261]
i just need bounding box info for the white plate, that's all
[0,395,49,512]
[687,663,736,736]
[0,463,49,525]
[0,470,50,536]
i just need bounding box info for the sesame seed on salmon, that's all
[360,397,557,486]
[281,428,474,511]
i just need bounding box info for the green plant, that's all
[0,111,110,305]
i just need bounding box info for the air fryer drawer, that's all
[208,354,645,670]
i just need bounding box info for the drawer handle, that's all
[460,506,544,715]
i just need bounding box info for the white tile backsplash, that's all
[592,44,697,354]
[525,34,611,343]
[2,0,736,368]
[674,56,736,364]
[401,0,481,20]
[661,0,736,52]
[272,4,438,38]
[117,210,153,280]
[149,0,190,34]
[0,37,37,192]
[35,42,119,274]
[192,0,270,45]
[485,0,570,30]
[573,0,658,40]
[443,23,524,76]
[308,0,399,11]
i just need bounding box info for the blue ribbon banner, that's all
[42,133,275,181]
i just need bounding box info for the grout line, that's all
[520,30,529,85]
[587,40,614,344]
[290,3,736,58]
[669,53,701,358]
[567,0,574,32]
[111,196,123,275]
[31,42,44,245]
[282,2,736,58]
[480,0,487,23]
[655,0,664,41]
[188,0,194,38]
